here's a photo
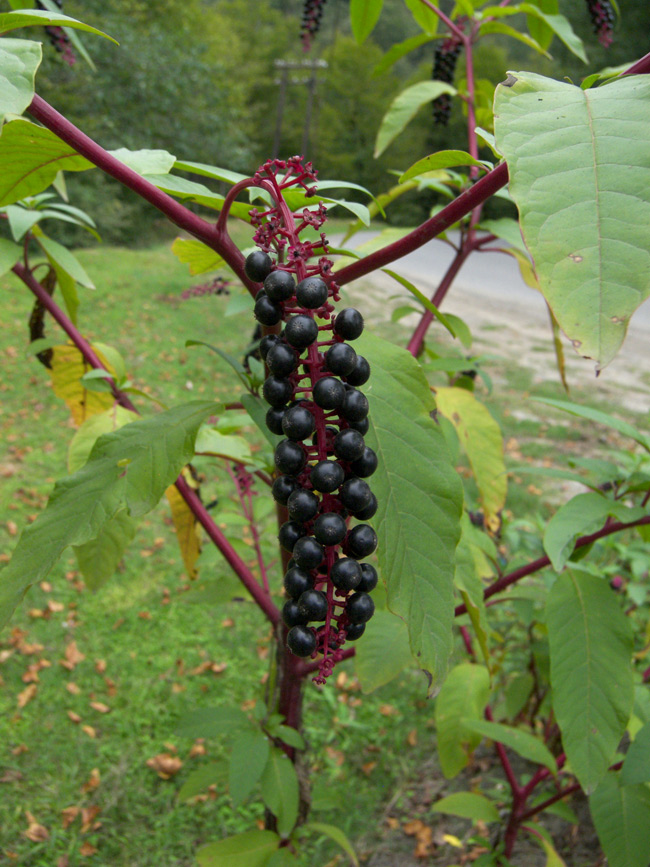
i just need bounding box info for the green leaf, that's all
[0,120,93,207]
[435,663,490,779]
[73,509,138,590]
[547,569,634,793]
[478,218,527,254]
[0,39,41,129]
[176,761,228,802]
[171,237,225,276]
[194,428,252,464]
[381,268,456,338]
[0,237,21,277]
[354,608,415,692]
[402,0,439,34]
[434,387,506,533]
[621,721,650,785]
[0,9,117,41]
[240,393,282,450]
[373,32,434,77]
[260,747,299,837]
[175,706,252,739]
[68,406,138,473]
[173,159,247,185]
[196,830,279,867]
[108,147,176,176]
[400,150,492,183]
[271,725,305,751]
[462,719,557,777]
[350,0,383,44]
[478,21,550,57]
[505,672,535,720]
[589,772,650,867]
[357,333,463,690]
[522,827,567,867]
[36,234,95,289]
[531,397,650,451]
[375,81,456,157]
[432,792,500,823]
[0,401,217,630]
[302,822,359,866]
[454,514,492,671]
[543,493,645,572]
[479,6,586,61]
[526,0,558,51]
[229,731,270,807]
[494,72,650,368]
[266,851,297,867]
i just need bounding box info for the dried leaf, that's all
[146,753,183,779]
[361,761,377,776]
[89,701,110,714]
[379,704,398,717]
[66,682,82,695]
[94,659,106,674]
[61,806,79,829]
[47,599,65,613]
[12,743,28,755]
[67,710,82,724]
[81,725,96,738]
[23,811,49,842]
[80,805,101,832]
[17,684,37,708]
[165,475,201,580]
[0,769,23,783]
[79,841,98,856]
[189,740,207,758]
[407,729,418,747]
[7,520,18,536]
[60,641,85,671]
[81,769,100,793]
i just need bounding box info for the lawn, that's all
[0,232,644,866]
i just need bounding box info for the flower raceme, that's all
[245,157,378,683]
[585,0,615,48]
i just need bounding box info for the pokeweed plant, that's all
[0,0,649,864]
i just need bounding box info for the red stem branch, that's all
[13,263,280,626]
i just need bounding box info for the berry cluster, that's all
[585,0,614,47]
[245,157,378,683]
[431,34,463,126]
[181,276,231,300]
[36,0,76,65]
[301,0,328,51]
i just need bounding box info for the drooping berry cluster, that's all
[431,33,463,126]
[245,157,378,683]
[36,0,76,65]
[301,0,328,51]
[181,276,231,300]
[585,0,614,48]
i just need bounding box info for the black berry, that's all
[313,376,346,409]
[264,269,296,302]
[287,488,320,522]
[333,428,365,461]
[287,625,317,657]
[345,622,366,640]
[293,536,325,570]
[245,250,273,282]
[346,524,378,559]
[282,599,309,627]
[325,342,357,377]
[310,459,345,493]
[298,588,328,621]
[341,388,369,422]
[282,405,315,441]
[346,592,375,623]
[334,308,364,340]
[265,406,286,436]
[260,334,280,360]
[350,446,378,478]
[340,478,372,512]
[266,343,297,377]
[285,314,319,349]
[274,440,307,475]
[330,557,362,591]
[355,493,378,520]
[296,276,328,309]
[272,474,300,505]
[254,293,283,326]
[345,355,370,386]
[348,417,369,436]
[284,567,314,599]
[358,563,378,593]
[313,512,347,547]
[278,520,306,552]
[263,375,293,408]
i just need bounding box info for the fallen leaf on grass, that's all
[81,725,96,738]
[94,660,106,674]
[138,611,151,620]
[379,704,398,717]
[325,747,345,766]
[40,581,52,592]
[89,702,110,714]
[0,770,23,783]
[22,664,41,684]
[146,753,183,779]
[61,806,79,829]
[60,642,85,671]
[67,710,82,724]
[12,743,28,755]
[23,811,49,842]
[47,600,65,613]
[67,682,82,695]
[57,856,70,867]
[80,805,101,832]
[17,684,37,708]
[0,649,14,663]
[189,740,207,758]
[28,608,45,619]
[81,769,100,793]
[80,842,97,856]
[6,520,17,536]
[403,819,435,859]
[188,661,227,676]
[221,618,234,628]
[361,762,377,776]
[104,677,117,697]
[407,729,418,747]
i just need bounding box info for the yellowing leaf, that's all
[166,468,202,580]
[49,344,116,425]
[435,387,507,532]
[171,237,225,276]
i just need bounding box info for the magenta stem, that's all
[26,94,257,296]
[13,263,280,627]
[418,0,464,40]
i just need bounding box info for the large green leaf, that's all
[350,0,383,44]
[400,150,492,183]
[354,608,415,692]
[372,32,434,77]
[462,719,557,776]
[108,147,176,176]
[0,9,117,41]
[229,731,270,807]
[196,830,279,867]
[0,120,93,206]
[454,513,493,671]
[73,510,138,590]
[435,663,490,779]
[0,237,22,277]
[260,747,299,837]
[494,72,650,368]
[302,822,358,866]
[589,772,650,867]
[546,570,634,793]
[621,721,650,786]
[543,493,645,572]
[36,233,95,289]
[432,792,499,823]
[0,39,41,129]
[171,237,225,276]
[357,333,463,689]
[532,397,650,451]
[479,5,586,61]
[375,81,456,157]
[435,387,506,532]
[176,761,228,802]
[0,401,217,630]
[402,0,439,34]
